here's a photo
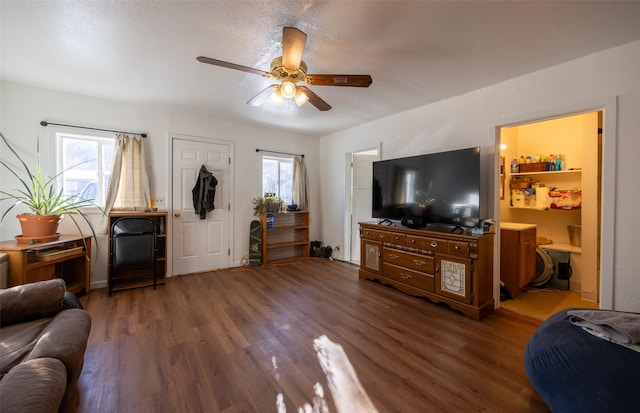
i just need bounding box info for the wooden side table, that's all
[0,235,92,295]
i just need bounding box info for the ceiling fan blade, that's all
[247,84,279,107]
[305,74,373,87]
[197,56,268,77]
[298,86,331,111]
[282,27,307,71]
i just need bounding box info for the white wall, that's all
[319,40,640,313]
[0,82,320,288]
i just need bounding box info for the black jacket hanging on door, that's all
[192,165,218,219]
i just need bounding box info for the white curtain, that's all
[99,135,150,233]
[292,155,309,210]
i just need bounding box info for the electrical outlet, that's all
[154,196,165,206]
[334,245,340,251]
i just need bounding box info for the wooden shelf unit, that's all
[359,223,494,320]
[510,169,582,210]
[0,235,92,295]
[510,169,581,177]
[108,211,168,293]
[260,211,309,265]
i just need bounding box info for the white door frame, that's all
[168,133,235,276]
[491,97,616,309]
[344,144,380,263]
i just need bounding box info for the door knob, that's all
[174,212,181,217]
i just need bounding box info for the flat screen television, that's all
[372,147,482,229]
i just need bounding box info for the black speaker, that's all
[400,216,426,229]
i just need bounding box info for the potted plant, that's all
[252,194,286,215]
[415,181,435,209]
[0,132,104,243]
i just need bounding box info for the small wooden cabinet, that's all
[108,211,167,293]
[500,224,537,298]
[359,223,494,320]
[0,235,92,295]
[260,211,309,265]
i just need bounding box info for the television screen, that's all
[372,147,481,228]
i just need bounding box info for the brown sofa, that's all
[0,279,91,413]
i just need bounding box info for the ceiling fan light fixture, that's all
[197,26,371,112]
[294,89,309,107]
[269,88,284,106]
[281,81,297,99]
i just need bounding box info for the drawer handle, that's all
[388,254,400,260]
[454,245,460,250]
[412,259,425,266]
[410,239,416,243]
[379,234,385,239]
[401,273,412,280]
[430,241,438,248]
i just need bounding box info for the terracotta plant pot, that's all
[17,214,62,238]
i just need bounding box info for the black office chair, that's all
[109,217,157,296]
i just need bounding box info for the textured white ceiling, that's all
[2,1,640,136]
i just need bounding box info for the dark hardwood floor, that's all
[75,259,549,412]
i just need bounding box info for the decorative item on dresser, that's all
[359,223,494,320]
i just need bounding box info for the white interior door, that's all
[172,137,231,275]
[350,151,379,263]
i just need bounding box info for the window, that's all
[57,132,114,207]
[261,155,293,203]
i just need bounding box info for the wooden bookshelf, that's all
[260,211,309,265]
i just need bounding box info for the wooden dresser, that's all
[359,223,494,320]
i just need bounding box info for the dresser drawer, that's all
[404,251,435,274]
[405,235,424,250]
[384,263,434,292]
[385,232,406,246]
[448,241,470,257]
[361,228,405,245]
[360,227,385,241]
[382,247,405,266]
[422,237,449,254]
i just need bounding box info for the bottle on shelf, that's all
[510,158,519,173]
[555,154,562,171]
[548,154,556,171]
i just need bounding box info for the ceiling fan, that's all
[197,27,372,111]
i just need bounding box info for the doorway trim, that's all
[344,144,380,263]
[491,97,616,310]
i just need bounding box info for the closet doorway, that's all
[497,111,603,320]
